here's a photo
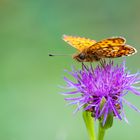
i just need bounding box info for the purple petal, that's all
[109,100,122,120]
[103,103,109,126]
[127,87,140,95]
[122,98,140,113]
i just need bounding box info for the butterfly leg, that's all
[82,62,88,70]
[99,58,106,68]
[90,52,101,62]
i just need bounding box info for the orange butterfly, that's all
[62,35,137,62]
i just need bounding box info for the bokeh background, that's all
[1,0,140,140]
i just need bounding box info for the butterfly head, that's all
[73,53,87,62]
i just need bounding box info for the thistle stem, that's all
[98,122,105,140]
[83,111,96,140]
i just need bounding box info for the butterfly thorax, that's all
[73,50,101,62]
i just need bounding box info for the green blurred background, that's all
[1,0,140,140]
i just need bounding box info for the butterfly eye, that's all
[79,53,85,60]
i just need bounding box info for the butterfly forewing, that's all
[99,37,126,45]
[63,35,96,51]
[88,37,126,50]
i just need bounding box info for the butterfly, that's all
[63,35,137,62]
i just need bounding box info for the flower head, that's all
[63,61,140,125]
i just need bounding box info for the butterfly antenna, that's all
[48,54,71,56]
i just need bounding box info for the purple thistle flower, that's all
[63,60,140,125]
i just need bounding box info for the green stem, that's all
[83,111,96,140]
[98,122,105,140]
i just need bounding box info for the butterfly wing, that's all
[88,37,137,58]
[63,35,96,51]
[96,45,136,58]
[89,37,126,49]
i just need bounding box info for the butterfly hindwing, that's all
[95,44,137,58]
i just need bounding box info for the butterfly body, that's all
[63,35,137,62]
[73,50,101,62]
